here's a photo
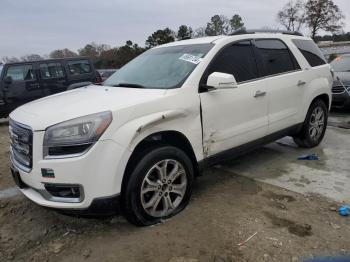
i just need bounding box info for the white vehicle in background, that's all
[9,30,332,226]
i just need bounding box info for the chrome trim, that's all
[38,183,85,203]
[43,143,94,159]
[10,151,31,173]
[9,120,33,172]
[9,118,33,131]
[234,69,303,86]
[332,86,346,94]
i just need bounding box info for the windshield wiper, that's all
[111,83,146,89]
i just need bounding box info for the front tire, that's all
[293,99,328,148]
[122,146,194,226]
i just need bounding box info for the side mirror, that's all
[207,72,237,90]
[4,76,13,85]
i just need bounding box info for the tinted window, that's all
[330,56,350,72]
[0,64,3,75]
[6,65,36,81]
[292,39,326,67]
[255,39,299,76]
[68,60,92,75]
[206,41,259,83]
[40,63,65,79]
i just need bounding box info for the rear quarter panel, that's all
[285,37,332,121]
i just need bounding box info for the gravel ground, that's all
[0,117,349,262]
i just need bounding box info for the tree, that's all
[177,25,193,40]
[2,56,20,63]
[230,14,245,32]
[49,48,78,58]
[193,27,206,38]
[98,41,145,69]
[20,54,43,62]
[205,15,229,36]
[277,0,305,31]
[145,28,175,48]
[115,41,145,67]
[78,43,99,59]
[304,0,345,39]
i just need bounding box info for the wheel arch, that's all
[120,130,200,201]
[311,93,330,110]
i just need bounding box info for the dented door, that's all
[200,79,268,157]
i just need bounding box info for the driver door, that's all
[199,40,269,157]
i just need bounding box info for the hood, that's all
[10,85,166,130]
[333,72,350,86]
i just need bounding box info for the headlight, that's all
[43,111,112,158]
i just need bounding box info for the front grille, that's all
[332,85,346,94]
[9,119,33,172]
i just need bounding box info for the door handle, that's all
[29,83,40,89]
[254,90,266,98]
[297,80,306,87]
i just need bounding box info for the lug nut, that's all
[167,180,171,184]
[162,179,166,183]
[158,185,161,190]
[165,192,168,197]
[169,186,172,191]
[159,192,162,196]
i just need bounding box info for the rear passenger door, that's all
[39,62,67,95]
[253,39,306,134]
[200,40,269,156]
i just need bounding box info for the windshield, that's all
[330,56,350,72]
[104,44,213,89]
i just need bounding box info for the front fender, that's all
[109,109,204,161]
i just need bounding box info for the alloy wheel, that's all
[140,159,187,217]
[309,106,325,142]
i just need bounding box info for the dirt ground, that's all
[0,117,350,262]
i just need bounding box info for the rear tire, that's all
[293,99,328,148]
[122,146,194,226]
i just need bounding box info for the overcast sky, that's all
[1,0,349,57]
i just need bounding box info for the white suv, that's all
[9,31,332,226]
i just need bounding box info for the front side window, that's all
[104,44,214,89]
[292,39,326,67]
[0,64,3,75]
[255,39,300,76]
[5,65,36,81]
[330,56,350,72]
[205,40,259,83]
[68,60,92,75]
[40,63,65,79]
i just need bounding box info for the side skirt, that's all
[198,123,303,171]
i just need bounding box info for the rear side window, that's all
[68,60,92,75]
[206,40,259,83]
[5,65,36,81]
[254,39,300,76]
[292,39,326,67]
[40,63,65,79]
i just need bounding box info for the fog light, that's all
[44,184,81,199]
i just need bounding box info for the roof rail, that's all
[230,29,303,36]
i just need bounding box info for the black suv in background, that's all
[0,57,100,118]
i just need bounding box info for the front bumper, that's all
[332,92,350,109]
[10,130,131,212]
